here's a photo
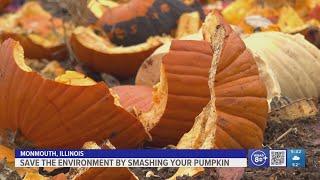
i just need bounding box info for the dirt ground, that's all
[130,101,320,180]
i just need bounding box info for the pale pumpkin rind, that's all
[244,32,320,104]
[139,12,268,148]
[135,32,203,86]
[70,26,169,79]
[0,2,67,60]
[111,85,153,112]
[0,39,149,148]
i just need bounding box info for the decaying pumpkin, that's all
[0,39,150,148]
[0,2,68,60]
[91,0,205,46]
[68,0,205,79]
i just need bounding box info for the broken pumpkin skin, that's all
[141,12,268,148]
[1,33,67,61]
[0,39,149,149]
[70,28,163,79]
[148,40,212,146]
[111,85,153,113]
[168,12,268,179]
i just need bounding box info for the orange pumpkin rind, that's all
[0,39,150,148]
[70,26,171,79]
[0,2,68,60]
[169,11,268,178]
[137,12,268,149]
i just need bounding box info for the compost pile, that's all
[0,0,319,180]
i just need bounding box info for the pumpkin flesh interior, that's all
[88,0,119,18]
[72,26,170,54]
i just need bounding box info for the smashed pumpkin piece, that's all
[244,32,320,104]
[135,32,203,86]
[277,6,306,33]
[175,11,202,39]
[0,39,150,148]
[94,0,204,46]
[87,0,119,19]
[269,98,318,121]
[111,85,153,113]
[69,141,138,180]
[136,12,268,147]
[70,26,171,79]
[136,31,320,111]
[169,11,268,178]
[0,2,68,60]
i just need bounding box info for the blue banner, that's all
[15,149,246,158]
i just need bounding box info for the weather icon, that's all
[292,156,301,161]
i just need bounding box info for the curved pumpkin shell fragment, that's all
[135,32,203,86]
[111,85,153,113]
[0,39,149,148]
[139,12,268,148]
[95,0,204,46]
[170,12,268,178]
[70,26,170,79]
[0,2,67,60]
[244,32,320,104]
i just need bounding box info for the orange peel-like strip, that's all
[0,39,150,148]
